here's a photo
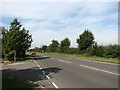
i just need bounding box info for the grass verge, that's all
[2,76,35,89]
[3,55,33,65]
[40,52,118,64]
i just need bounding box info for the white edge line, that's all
[80,64,119,75]
[52,82,59,89]
[29,54,59,88]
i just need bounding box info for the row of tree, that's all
[31,30,120,58]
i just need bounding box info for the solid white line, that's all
[80,64,119,75]
[52,82,59,89]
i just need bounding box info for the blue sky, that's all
[0,2,118,48]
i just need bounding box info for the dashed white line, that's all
[42,70,46,75]
[80,64,119,75]
[52,82,59,89]
[77,58,118,65]
[59,59,71,63]
[46,75,50,79]
[29,54,58,88]
[39,67,42,70]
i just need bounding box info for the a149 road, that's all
[31,53,118,88]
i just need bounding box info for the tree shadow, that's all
[30,55,50,60]
[2,67,62,87]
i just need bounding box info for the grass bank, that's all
[3,55,33,65]
[2,76,35,89]
[40,52,118,64]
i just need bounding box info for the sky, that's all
[0,1,118,48]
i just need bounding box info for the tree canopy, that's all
[46,40,59,52]
[76,29,94,51]
[60,38,70,53]
[2,19,32,60]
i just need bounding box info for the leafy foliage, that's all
[60,38,70,53]
[76,29,95,51]
[2,19,32,60]
[103,45,120,58]
[46,40,59,52]
[30,29,119,59]
[41,45,47,52]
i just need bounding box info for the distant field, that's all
[40,52,118,64]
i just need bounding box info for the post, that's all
[14,50,16,62]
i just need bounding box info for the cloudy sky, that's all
[0,1,118,48]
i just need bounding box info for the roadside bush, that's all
[65,48,79,54]
[95,45,104,57]
[103,45,120,58]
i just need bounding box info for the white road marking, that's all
[43,56,47,57]
[29,54,60,88]
[59,59,71,63]
[39,67,42,70]
[42,71,46,75]
[79,64,119,75]
[52,82,59,89]
[78,59,118,65]
[46,75,50,79]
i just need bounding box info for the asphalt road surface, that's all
[30,53,118,88]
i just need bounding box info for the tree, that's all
[2,19,32,60]
[34,47,40,52]
[60,38,70,53]
[41,45,47,52]
[46,40,59,52]
[76,29,94,51]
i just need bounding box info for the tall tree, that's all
[60,38,70,53]
[41,45,47,52]
[46,40,59,52]
[76,29,94,51]
[2,19,32,60]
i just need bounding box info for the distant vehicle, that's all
[32,52,36,55]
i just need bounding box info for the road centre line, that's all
[79,59,118,65]
[51,82,59,89]
[50,57,117,65]
[79,64,119,75]
[59,59,71,63]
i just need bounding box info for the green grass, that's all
[4,55,33,65]
[40,52,119,64]
[2,76,35,89]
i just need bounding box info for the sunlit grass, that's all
[3,55,33,65]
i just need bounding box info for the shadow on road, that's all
[2,67,62,87]
[31,55,50,60]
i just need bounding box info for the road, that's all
[31,53,118,88]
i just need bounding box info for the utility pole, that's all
[14,50,16,62]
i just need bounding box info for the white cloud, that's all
[1,2,118,48]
